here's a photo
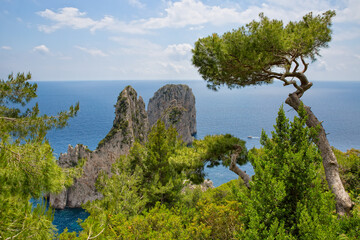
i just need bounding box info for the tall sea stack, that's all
[50,84,196,209]
[148,84,196,144]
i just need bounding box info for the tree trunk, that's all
[285,93,353,216]
[230,152,251,189]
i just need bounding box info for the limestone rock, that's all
[50,84,197,209]
[148,84,196,144]
[182,179,214,193]
[50,86,148,209]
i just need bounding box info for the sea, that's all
[32,80,360,233]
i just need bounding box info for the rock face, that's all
[148,84,196,144]
[50,86,148,209]
[50,84,196,209]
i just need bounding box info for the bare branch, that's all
[0,117,17,122]
[87,226,105,240]
[301,56,309,73]
[292,59,299,73]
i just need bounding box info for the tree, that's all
[193,134,250,188]
[192,10,353,215]
[241,105,338,239]
[0,73,80,238]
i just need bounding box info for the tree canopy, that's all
[192,10,335,93]
[0,73,81,239]
[192,10,354,216]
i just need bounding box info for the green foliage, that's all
[61,179,248,239]
[168,106,183,124]
[0,72,80,239]
[241,105,338,239]
[194,134,247,167]
[0,197,57,239]
[334,148,360,201]
[333,148,360,239]
[192,11,335,90]
[73,121,200,238]
[64,122,251,239]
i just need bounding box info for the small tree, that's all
[192,11,353,215]
[0,73,80,239]
[242,105,338,239]
[193,134,250,187]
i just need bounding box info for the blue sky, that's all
[0,0,359,81]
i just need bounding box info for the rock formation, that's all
[50,86,148,209]
[148,84,196,144]
[182,179,214,193]
[50,84,196,209]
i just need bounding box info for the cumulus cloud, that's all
[37,7,146,34]
[165,43,193,56]
[37,7,97,33]
[138,0,244,29]
[37,1,350,35]
[75,46,108,57]
[33,45,50,54]
[37,1,248,34]
[1,46,12,50]
[128,0,145,8]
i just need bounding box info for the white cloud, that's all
[36,1,341,35]
[36,1,248,34]
[128,0,145,8]
[189,25,204,30]
[336,0,360,24]
[75,46,108,57]
[37,7,96,33]
[165,43,193,56]
[1,46,12,50]
[109,37,195,76]
[37,7,147,34]
[33,45,50,54]
[159,61,187,73]
[138,0,245,29]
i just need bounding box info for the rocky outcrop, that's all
[182,179,214,193]
[148,84,196,144]
[50,84,196,209]
[50,86,148,209]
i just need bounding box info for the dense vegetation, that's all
[192,10,353,215]
[0,73,359,239]
[1,11,359,240]
[56,105,359,239]
[0,73,81,239]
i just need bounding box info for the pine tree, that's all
[0,73,80,239]
[242,105,338,239]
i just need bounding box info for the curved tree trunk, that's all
[230,152,251,189]
[285,93,353,216]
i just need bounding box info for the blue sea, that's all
[33,80,360,233]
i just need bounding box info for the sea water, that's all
[33,80,360,233]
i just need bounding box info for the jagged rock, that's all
[50,86,148,209]
[148,84,196,144]
[50,84,197,209]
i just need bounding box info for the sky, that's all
[0,0,360,81]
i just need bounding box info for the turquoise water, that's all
[34,80,360,233]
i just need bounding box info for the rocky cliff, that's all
[50,86,149,209]
[148,84,196,144]
[50,84,196,209]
